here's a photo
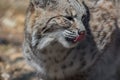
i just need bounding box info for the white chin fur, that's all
[58,36,77,48]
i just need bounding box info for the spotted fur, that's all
[23,0,120,80]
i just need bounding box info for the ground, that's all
[0,0,37,80]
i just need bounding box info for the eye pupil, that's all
[65,16,74,21]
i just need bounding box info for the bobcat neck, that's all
[34,40,82,79]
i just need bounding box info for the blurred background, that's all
[0,0,120,80]
[0,0,37,80]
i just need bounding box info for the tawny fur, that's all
[23,0,120,80]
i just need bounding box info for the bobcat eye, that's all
[65,16,74,21]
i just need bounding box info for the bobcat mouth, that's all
[73,31,85,43]
[65,31,85,43]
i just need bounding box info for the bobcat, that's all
[23,0,120,80]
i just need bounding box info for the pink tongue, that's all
[73,34,85,43]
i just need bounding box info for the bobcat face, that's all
[42,15,86,45]
[29,0,87,48]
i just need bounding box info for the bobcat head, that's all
[25,0,88,49]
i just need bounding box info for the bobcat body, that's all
[23,0,120,80]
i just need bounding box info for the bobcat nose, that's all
[78,30,85,35]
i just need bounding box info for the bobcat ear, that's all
[31,0,58,9]
[30,0,50,8]
[31,0,56,8]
